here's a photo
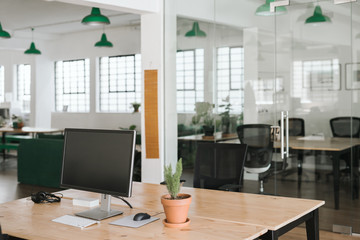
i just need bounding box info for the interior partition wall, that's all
[166,0,360,233]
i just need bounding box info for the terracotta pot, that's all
[161,193,191,224]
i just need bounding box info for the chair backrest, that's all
[236,124,273,170]
[278,118,305,136]
[330,117,360,138]
[193,142,248,190]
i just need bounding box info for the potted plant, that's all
[202,113,214,136]
[161,159,191,228]
[192,102,215,137]
[12,115,24,129]
[219,102,232,135]
[131,102,141,113]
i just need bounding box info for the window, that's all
[99,54,141,112]
[176,49,204,113]
[17,64,31,112]
[0,66,4,103]
[216,47,244,113]
[55,59,90,112]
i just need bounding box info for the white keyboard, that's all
[52,215,99,229]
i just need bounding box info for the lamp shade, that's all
[0,23,11,39]
[95,33,113,47]
[255,0,287,16]
[185,22,206,37]
[305,6,331,24]
[82,7,110,26]
[24,42,41,55]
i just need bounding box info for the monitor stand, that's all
[75,194,123,221]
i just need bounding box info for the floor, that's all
[0,156,359,239]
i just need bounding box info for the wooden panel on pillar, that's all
[144,70,159,159]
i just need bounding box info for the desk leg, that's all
[306,209,319,240]
[1,132,5,163]
[259,231,278,240]
[353,146,359,200]
[259,210,319,240]
[332,152,340,210]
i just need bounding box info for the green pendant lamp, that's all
[255,0,287,16]
[305,5,331,24]
[185,22,206,37]
[82,7,110,26]
[24,28,41,55]
[0,23,11,39]
[95,33,113,47]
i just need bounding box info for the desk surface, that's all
[60,182,324,231]
[178,132,238,141]
[0,191,266,240]
[0,127,63,134]
[226,136,360,152]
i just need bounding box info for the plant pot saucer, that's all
[163,218,190,228]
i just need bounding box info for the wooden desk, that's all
[0,127,63,162]
[0,191,266,240]
[0,126,63,136]
[178,132,238,142]
[59,182,324,240]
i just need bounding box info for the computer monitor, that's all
[60,128,136,220]
[0,108,10,120]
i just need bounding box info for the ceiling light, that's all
[305,5,331,24]
[185,22,206,37]
[82,7,110,26]
[95,33,113,47]
[24,28,41,55]
[0,22,11,39]
[255,0,287,16]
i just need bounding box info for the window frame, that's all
[98,54,141,113]
[54,58,90,113]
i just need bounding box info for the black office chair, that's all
[327,117,360,181]
[193,142,248,191]
[237,124,285,193]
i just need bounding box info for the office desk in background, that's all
[178,132,238,142]
[226,136,360,209]
[0,127,64,162]
[0,126,63,137]
[1,183,324,240]
[278,136,360,210]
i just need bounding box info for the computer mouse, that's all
[133,212,151,221]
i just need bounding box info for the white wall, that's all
[51,112,141,130]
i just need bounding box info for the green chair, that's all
[17,138,64,188]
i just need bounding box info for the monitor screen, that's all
[61,128,136,197]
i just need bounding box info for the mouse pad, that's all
[109,214,160,228]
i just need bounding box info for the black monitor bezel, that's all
[60,128,136,197]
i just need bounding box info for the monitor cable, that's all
[112,195,133,209]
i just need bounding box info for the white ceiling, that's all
[0,0,140,39]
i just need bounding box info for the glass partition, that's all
[166,0,359,233]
